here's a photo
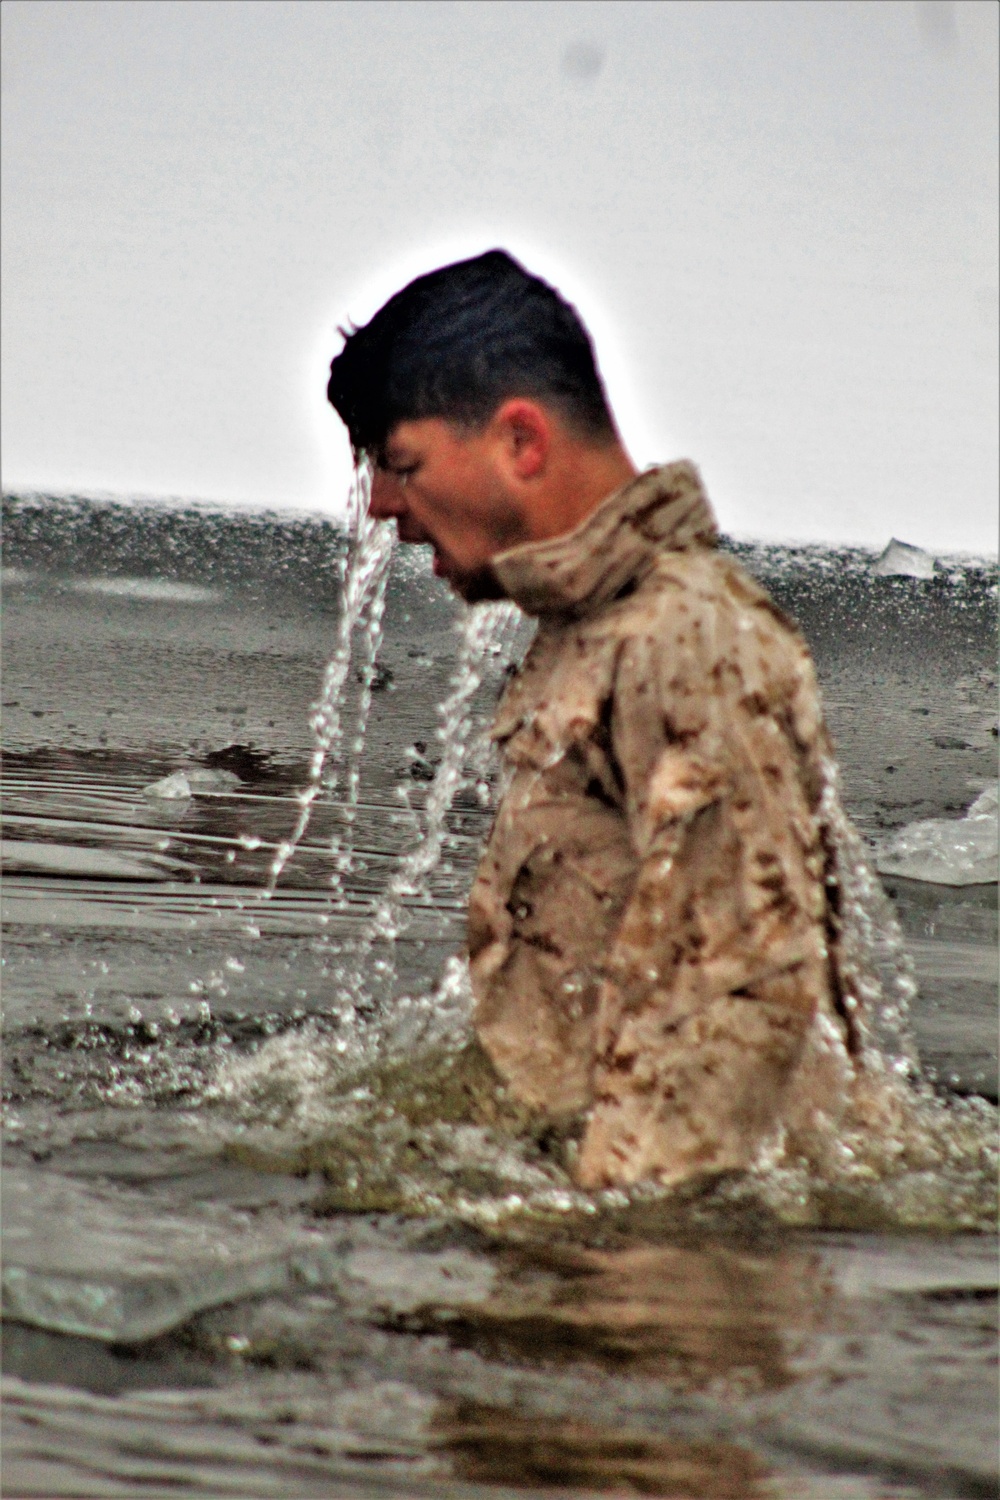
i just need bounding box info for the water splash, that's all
[265,465,394,895]
[821,759,920,1079]
[209,602,522,1140]
[364,602,521,945]
[320,600,521,1019]
[326,541,395,901]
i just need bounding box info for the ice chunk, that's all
[0,1168,495,1342]
[876,782,999,885]
[0,1168,305,1340]
[968,783,1000,819]
[143,768,240,799]
[873,539,936,579]
[143,770,192,799]
[185,768,241,792]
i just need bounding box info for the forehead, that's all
[381,417,477,461]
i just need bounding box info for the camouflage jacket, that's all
[468,461,862,1188]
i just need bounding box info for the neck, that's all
[522,440,639,544]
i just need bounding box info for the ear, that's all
[492,398,551,480]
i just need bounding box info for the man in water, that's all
[326,249,863,1189]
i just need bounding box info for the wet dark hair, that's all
[326,249,616,460]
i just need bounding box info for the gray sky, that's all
[2,0,997,551]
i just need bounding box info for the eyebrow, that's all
[379,445,417,471]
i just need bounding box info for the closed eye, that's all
[380,459,420,482]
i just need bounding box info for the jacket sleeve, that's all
[575,592,833,1190]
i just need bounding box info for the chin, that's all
[451,566,508,604]
[432,548,506,604]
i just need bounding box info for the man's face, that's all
[368,416,529,602]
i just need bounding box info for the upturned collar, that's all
[491,461,718,619]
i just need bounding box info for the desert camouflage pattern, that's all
[469,462,862,1187]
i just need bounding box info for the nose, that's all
[369,468,413,523]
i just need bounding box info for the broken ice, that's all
[873,539,936,580]
[876,783,999,886]
[144,768,241,799]
[144,771,193,799]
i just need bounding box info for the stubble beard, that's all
[450,563,508,604]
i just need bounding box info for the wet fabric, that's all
[468,462,863,1188]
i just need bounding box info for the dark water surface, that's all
[2,495,997,1499]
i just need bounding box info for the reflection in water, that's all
[390,1239,829,1394]
[435,1404,770,1498]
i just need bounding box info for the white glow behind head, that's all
[306,230,659,519]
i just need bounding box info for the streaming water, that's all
[361,601,521,948]
[265,463,395,896]
[208,600,523,1138]
[328,526,396,899]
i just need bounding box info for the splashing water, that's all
[322,600,523,1022]
[820,759,921,1079]
[265,465,395,895]
[362,601,521,947]
[311,601,522,1033]
[211,558,524,1140]
[335,584,387,860]
[210,595,524,1159]
[326,540,396,902]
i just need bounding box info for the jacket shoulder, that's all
[599,548,799,642]
[610,549,821,725]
